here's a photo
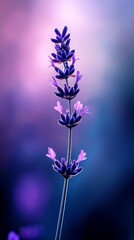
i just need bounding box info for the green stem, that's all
[54,99,72,240]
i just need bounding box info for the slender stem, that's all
[54,101,72,240]
[54,178,69,240]
[54,62,73,240]
[67,100,72,164]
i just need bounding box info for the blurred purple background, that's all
[0,0,133,239]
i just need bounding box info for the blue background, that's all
[0,0,133,239]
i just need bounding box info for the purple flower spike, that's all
[48,26,90,179]
[7,232,19,240]
[50,27,76,64]
[46,147,56,161]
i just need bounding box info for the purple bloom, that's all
[54,101,63,114]
[74,101,89,115]
[54,101,89,128]
[51,46,75,63]
[76,150,87,163]
[49,74,81,100]
[55,63,75,79]
[46,148,86,178]
[7,232,19,240]
[46,147,56,161]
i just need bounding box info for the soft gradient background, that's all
[0,0,133,239]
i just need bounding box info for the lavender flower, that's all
[54,63,75,79]
[49,71,82,99]
[54,100,89,128]
[50,26,75,65]
[46,148,86,179]
[47,26,90,240]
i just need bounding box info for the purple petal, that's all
[49,77,58,88]
[61,157,66,164]
[62,26,68,38]
[61,113,66,122]
[76,166,83,173]
[74,89,80,95]
[55,28,61,36]
[55,160,62,169]
[51,53,57,58]
[54,101,63,114]
[54,92,63,98]
[46,147,56,161]
[66,52,74,60]
[63,33,70,41]
[69,116,75,124]
[82,106,89,115]
[56,36,62,41]
[66,39,71,46]
[70,170,78,175]
[53,165,59,172]
[74,101,83,113]
[51,38,59,43]
[71,161,77,171]
[55,44,60,51]
[72,54,79,64]
[77,150,87,163]
[61,164,66,173]
[58,120,66,125]
[75,115,82,123]
[57,86,64,95]
[48,57,56,67]
[76,71,82,82]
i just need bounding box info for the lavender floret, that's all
[54,101,89,128]
[46,148,87,179]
